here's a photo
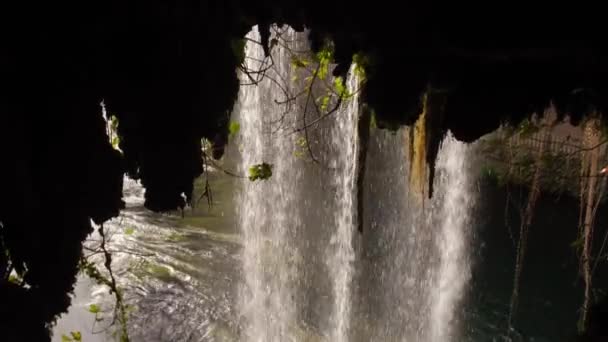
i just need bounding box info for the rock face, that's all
[1,1,608,339]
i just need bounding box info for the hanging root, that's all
[508,130,546,329]
[578,117,603,333]
[98,224,130,342]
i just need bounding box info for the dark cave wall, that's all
[1,1,608,340]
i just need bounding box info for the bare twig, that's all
[205,157,246,179]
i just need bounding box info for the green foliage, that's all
[290,56,309,69]
[8,274,21,284]
[353,53,370,80]
[228,121,240,139]
[79,243,131,341]
[111,136,120,150]
[89,304,101,314]
[316,93,331,111]
[108,115,121,151]
[79,258,112,288]
[248,163,273,181]
[72,332,82,341]
[124,227,135,236]
[315,45,333,80]
[293,136,307,159]
[296,136,307,148]
[61,331,82,342]
[333,77,348,98]
[109,115,119,132]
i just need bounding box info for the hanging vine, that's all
[508,127,548,331]
[79,224,131,342]
[576,116,605,333]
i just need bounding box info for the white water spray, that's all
[235,25,473,342]
[327,65,359,342]
[430,133,474,341]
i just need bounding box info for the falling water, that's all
[236,27,301,341]
[430,134,474,341]
[326,65,358,342]
[358,129,474,341]
[235,25,473,342]
[235,25,359,342]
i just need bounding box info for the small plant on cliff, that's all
[248,163,273,181]
[61,331,82,342]
[228,120,240,139]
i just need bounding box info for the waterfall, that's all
[236,27,301,342]
[430,134,474,341]
[327,65,358,342]
[359,130,474,341]
[235,25,473,342]
[235,26,359,342]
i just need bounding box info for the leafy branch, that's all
[79,224,130,342]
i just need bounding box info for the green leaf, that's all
[315,46,333,62]
[70,331,82,341]
[318,61,328,80]
[89,304,101,314]
[320,95,330,111]
[296,136,307,148]
[61,334,73,342]
[290,56,309,69]
[109,115,119,131]
[315,44,334,80]
[124,227,135,235]
[333,77,347,97]
[111,136,120,150]
[248,163,273,181]
[228,121,240,139]
[353,53,370,80]
[8,274,20,284]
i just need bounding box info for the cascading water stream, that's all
[430,134,474,341]
[235,25,473,342]
[235,26,359,342]
[358,129,474,341]
[53,31,588,339]
[54,25,477,342]
[236,27,299,341]
[326,64,359,342]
